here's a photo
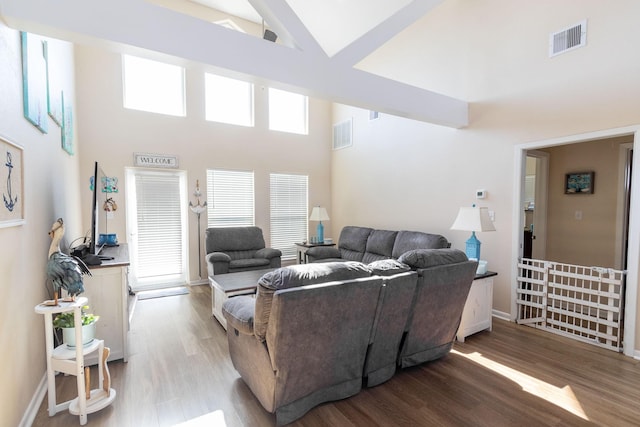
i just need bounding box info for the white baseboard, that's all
[189,279,208,286]
[492,309,512,322]
[20,373,47,427]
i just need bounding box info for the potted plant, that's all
[53,305,99,347]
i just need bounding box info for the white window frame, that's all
[206,169,255,227]
[205,73,254,127]
[268,88,308,135]
[270,173,309,260]
[122,55,186,117]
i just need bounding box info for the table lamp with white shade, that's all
[450,205,495,271]
[309,206,330,243]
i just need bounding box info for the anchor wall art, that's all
[0,136,24,228]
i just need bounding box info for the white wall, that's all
[0,24,80,427]
[333,1,640,320]
[74,44,333,281]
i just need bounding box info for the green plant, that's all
[52,305,99,329]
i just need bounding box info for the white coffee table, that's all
[209,268,274,330]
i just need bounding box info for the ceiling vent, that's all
[333,118,352,150]
[549,20,587,57]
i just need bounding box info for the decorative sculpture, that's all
[46,218,91,305]
[189,180,207,280]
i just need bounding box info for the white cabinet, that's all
[82,244,130,364]
[456,272,496,342]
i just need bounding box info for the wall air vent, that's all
[549,20,587,57]
[333,118,353,150]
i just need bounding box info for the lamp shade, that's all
[450,207,495,232]
[309,207,330,222]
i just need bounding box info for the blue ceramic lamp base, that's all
[465,231,481,260]
[317,222,324,244]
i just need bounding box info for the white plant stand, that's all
[35,297,116,425]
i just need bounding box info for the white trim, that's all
[19,373,47,427]
[189,279,209,286]
[513,124,640,357]
[615,142,634,269]
[492,309,511,322]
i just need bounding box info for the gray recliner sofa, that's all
[205,226,282,275]
[305,225,450,263]
[222,249,478,425]
[222,262,383,426]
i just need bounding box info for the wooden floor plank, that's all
[32,284,640,426]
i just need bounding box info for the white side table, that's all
[456,271,497,342]
[35,297,116,425]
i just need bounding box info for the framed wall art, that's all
[565,171,594,194]
[0,136,25,228]
[44,41,63,127]
[21,31,49,134]
[61,92,74,155]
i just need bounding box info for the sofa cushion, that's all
[206,226,266,253]
[368,259,412,276]
[362,229,398,264]
[230,258,271,270]
[253,262,373,341]
[398,248,468,269]
[391,231,450,259]
[337,226,373,261]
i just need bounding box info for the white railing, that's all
[517,258,625,352]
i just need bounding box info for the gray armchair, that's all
[205,226,281,275]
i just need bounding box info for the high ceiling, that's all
[0,0,468,128]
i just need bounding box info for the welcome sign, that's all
[134,152,178,168]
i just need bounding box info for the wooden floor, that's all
[32,284,640,427]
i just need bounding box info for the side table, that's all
[294,242,336,264]
[456,271,497,342]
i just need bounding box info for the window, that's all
[270,173,308,260]
[268,88,308,135]
[205,73,254,127]
[125,169,188,291]
[122,55,185,116]
[206,169,255,227]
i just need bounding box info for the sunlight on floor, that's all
[173,410,228,426]
[452,350,588,420]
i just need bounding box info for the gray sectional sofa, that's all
[222,249,477,425]
[305,225,450,263]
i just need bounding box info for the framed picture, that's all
[0,136,25,228]
[44,41,63,127]
[21,32,49,134]
[565,172,594,194]
[61,92,74,155]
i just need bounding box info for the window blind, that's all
[206,169,255,227]
[134,172,184,280]
[270,173,308,260]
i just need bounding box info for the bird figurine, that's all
[46,218,91,305]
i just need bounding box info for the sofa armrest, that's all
[255,247,282,260]
[305,246,341,260]
[207,252,231,263]
[206,252,231,275]
[222,296,255,335]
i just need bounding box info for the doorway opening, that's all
[513,126,639,357]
